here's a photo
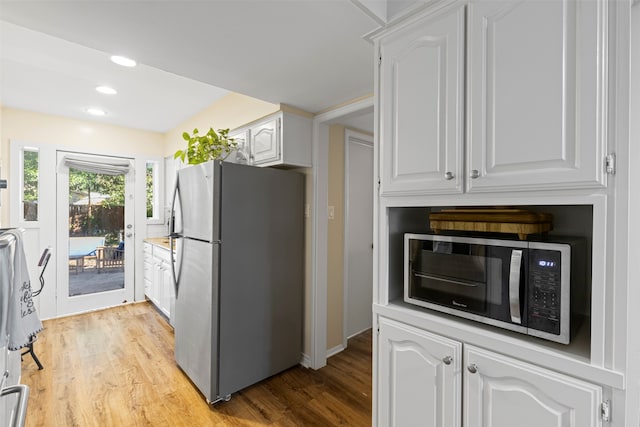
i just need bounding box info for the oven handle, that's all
[509,249,523,324]
[1,384,30,427]
[413,271,480,288]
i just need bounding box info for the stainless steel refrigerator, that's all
[170,160,304,404]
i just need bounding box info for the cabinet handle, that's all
[470,169,480,179]
[442,356,453,365]
[444,172,455,181]
[467,363,478,374]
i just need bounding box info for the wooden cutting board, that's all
[429,209,553,240]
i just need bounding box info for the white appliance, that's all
[170,161,304,404]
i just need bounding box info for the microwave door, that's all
[409,242,488,314]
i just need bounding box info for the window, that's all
[21,148,39,222]
[146,161,160,220]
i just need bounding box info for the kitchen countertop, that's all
[145,237,175,250]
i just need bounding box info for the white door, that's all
[344,130,374,340]
[464,345,602,427]
[377,317,462,427]
[56,151,135,316]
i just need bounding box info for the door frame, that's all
[9,140,152,319]
[342,129,374,348]
[310,96,374,369]
[55,150,135,316]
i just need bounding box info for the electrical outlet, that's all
[305,204,310,218]
[328,205,335,220]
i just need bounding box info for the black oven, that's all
[404,234,586,344]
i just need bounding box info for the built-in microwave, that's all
[404,234,587,344]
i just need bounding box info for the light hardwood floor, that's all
[21,302,372,426]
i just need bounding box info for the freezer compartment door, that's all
[175,161,220,242]
[174,238,219,402]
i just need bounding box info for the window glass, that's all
[146,161,159,220]
[22,148,39,221]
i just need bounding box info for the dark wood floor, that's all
[21,302,372,426]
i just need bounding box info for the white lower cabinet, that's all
[377,317,603,427]
[143,242,175,324]
[378,317,462,427]
[464,346,603,427]
[143,243,153,299]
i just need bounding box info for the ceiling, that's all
[0,1,381,134]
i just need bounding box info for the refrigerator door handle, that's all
[169,235,178,296]
[170,175,180,237]
[170,178,182,296]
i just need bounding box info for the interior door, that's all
[55,151,135,316]
[344,130,374,341]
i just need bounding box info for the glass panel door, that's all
[56,151,134,316]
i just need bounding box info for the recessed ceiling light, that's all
[87,108,107,116]
[96,86,117,95]
[110,55,137,67]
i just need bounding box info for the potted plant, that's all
[174,127,237,164]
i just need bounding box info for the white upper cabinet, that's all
[377,0,607,196]
[250,117,281,166]
[230,110,312,168]
[226,128,250,164]
[380,3,465,195]
[377,317,462,427]
[464,345,603,427]
[466,0,607,192]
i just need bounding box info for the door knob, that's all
[470,169,480,179]
[126,233,133,238]
[444,172,455,180]
[467,363,478,374]
[442,356,453,365]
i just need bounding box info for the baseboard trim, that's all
[326,344,345,358]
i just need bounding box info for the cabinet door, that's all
[464,346,602,427]
[143,244,153,298]
[377,317,461,427]
[250,118,281,165]
[379,3,465,195]
[226,129,250,164]
[467,0,606,192]
[160,260,172,318]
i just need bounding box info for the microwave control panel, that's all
[527,249,563,335]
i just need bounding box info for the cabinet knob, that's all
[444,171,455,181]
[470,169,480,179]
[442,356,453,365]
[467,363,478,374]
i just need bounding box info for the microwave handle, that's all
[509,249,523,324]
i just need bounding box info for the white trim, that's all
[343,129,374,350]
[8,139,153,319]
[326,344,345,359]
[310,96,374,370]
[55,150,135,316]
[350,0,387,27]
[300,353,312,368]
